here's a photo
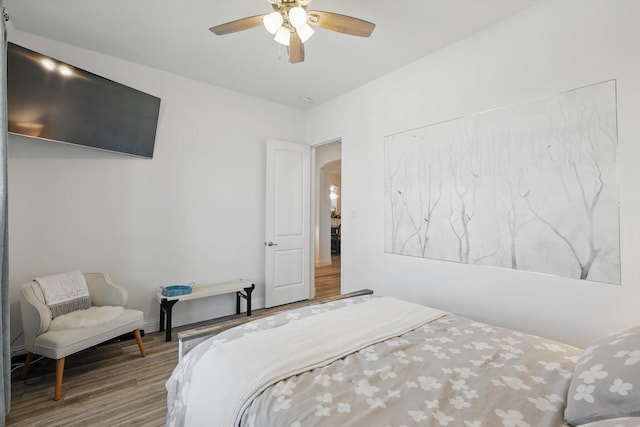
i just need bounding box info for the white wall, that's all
[8,31,306,351]
[306,0,640,347]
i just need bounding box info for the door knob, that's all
[266,241,278,247]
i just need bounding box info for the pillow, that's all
[565,326,640,425]
[577,417,640,427]
[35,270,92,318]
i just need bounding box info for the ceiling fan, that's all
[209,0,375,64]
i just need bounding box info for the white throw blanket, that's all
[181,296,446,426]
[49,306,124,331]
[36,270,92,317]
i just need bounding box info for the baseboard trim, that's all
[315,258,332,266]
[145,297,266,333]
[11,344,26,357]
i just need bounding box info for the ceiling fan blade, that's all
[288,31,305,64]
[307,10,375,37]
[209,15,265,35]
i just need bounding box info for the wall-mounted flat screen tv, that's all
[7,42,161,158]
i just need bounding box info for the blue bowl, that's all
[162,285,192,297]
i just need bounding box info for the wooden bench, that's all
[156,279,255,342]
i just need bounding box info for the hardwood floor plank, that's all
[315,254,341,298]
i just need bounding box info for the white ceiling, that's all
[5,0,540,110]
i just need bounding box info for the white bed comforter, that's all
[166,297,446,426]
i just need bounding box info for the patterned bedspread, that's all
[167,296,582,426]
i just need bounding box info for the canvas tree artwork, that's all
[384,80,620,284]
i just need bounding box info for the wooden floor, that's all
[315,254,340,298]
[8,328,176,426]
[7,261,343,426]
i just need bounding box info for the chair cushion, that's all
[49,306,125,331]
[33,308,143,360]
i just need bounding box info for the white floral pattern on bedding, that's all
[167,296,582,427]
[565,326,640,425]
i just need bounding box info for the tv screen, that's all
[7,42,161,158]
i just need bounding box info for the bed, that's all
[166,293,640,427]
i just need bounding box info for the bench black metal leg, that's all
[245,284,254,316]
[160,299,178,342]
[236,283,255,317]
[159,300,166,332]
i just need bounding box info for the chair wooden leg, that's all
[54,357,65,401]
[21,352,34,380]
[134,329,146,357]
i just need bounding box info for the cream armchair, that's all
[20,272,146,400]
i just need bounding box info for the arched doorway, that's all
[314,141,341,298]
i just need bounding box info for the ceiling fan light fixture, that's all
[209,0,375,64]
[297,23,314,43]
[274,26,290,46]
[288,6,308,29]
[263,11,283,34]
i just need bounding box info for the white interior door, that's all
[265,139,311,308]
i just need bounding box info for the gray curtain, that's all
[0,0,9,424]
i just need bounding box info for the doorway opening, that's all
[314,141,341,299]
